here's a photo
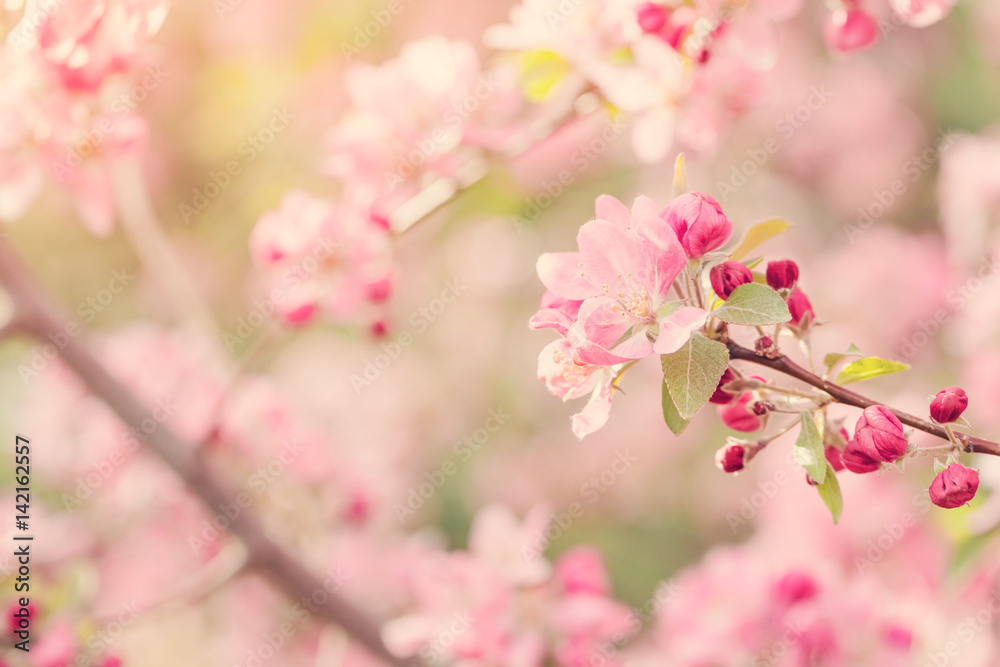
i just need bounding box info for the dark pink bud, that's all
[774,571,819,606]
[787,288,814,326]
[841,439,881,474]
[710,261,752,300]
[824,8,878,53]
[930,386,968,424]
[709,367,738,404]
[660,192,734,258]
[755,336,774,355]
[929,464,979,509]
[718,393,763,432]
[751,401,773,416]
[635,2,668,33]
[825,445,845,472]
[766,259,799,290]
[855,406,908,463]
[715,440,746,473]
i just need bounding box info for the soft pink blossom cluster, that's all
[0,0,167,234]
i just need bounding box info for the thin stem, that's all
[0,241,414,667]
[109,158,228,363]
[726,341,1000,457]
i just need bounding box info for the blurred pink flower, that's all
[249,188,397,326]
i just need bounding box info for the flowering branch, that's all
[0,241,415,667]
[725,341,1000,458]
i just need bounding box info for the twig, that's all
[726,341,1000,457]
[0,241,415,667]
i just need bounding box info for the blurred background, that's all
[2,0,1000,665]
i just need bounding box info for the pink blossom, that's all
[824,6,879,53]
[929,386,968,424]
[537,337,623,439]
[14,0,169,93]
[249,189,396,326]
[890,0,956,27]
[718,392,763,433]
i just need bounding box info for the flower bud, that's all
[715,440,747,472]
[754,336,774,355]
[824,8,878,53]
[929,386,968,424]
[751,401,773,416]
[718,392,763,432]
[855,406,908,463]
[787,288,814,326]
[824,445,845,472]
[710,261,752,300]
[709,367,738,404]
[660,192,734,258]
[841,438,880,474]
[766,259,799,290]
[635,2,668,33]
[929,464,979,509]
[773,572,818,606]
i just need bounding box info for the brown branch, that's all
[0,242,416,667]
[727,341,1000,458]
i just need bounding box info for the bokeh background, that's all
[2,0,1000,665]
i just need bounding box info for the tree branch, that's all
[726,341,1000,458]
[0,241,415,667]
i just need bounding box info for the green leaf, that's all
[660,376,690,435]
[815,463,843,524]
[823,344,863,374]
[713,283,791,326]
[660,334,730,419]
[835,357,909,385]
[672,154,686,199]
[794,411,826,485]
[729,218,792,261]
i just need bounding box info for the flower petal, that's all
[653,306,707,354]
[594,194,631,229]
[537,252,598,300]
[571,374,614,439]
[577,297,653,360]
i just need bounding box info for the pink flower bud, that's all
[766,259,799,290]
[824,8,878,53]
[929,464,979,509]
[841,438,881,474]
[710,261,752,300]
[755,336,774,355]
[715,439,747,473]
[660,192,734,258]
[709,367,738,404]
[635,2,668,33]
[929,386,968,424]
[773,572,819,606]
[787,288,814,326]
[854,406,908,463]
[825,445,845,472]
[718,393,763,432]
